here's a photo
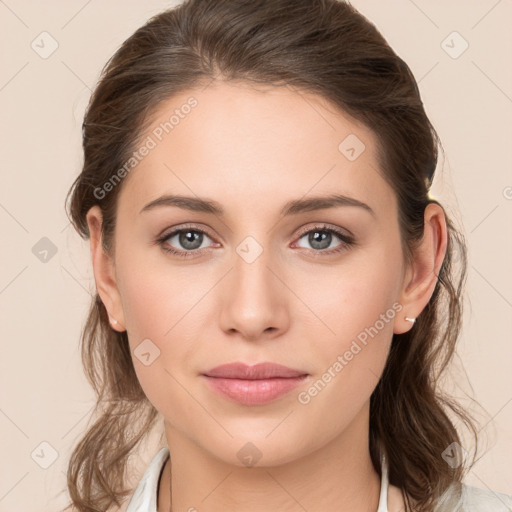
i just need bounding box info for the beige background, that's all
[0,1,511,510]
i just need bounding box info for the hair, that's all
[63,1,484,511]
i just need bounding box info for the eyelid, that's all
[155,221,355,257]
[157,222,216,241]
[157,222,352,243]
[294,222,354,241]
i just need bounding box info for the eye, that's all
[156,225,216,258]
[155,223,355,259]
[294,224,355,255]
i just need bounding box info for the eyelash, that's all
[155,223,355,259]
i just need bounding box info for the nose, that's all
[218,244,290,342]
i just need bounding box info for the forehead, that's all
[117,81,395,220]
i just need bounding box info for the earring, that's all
[111,318,118,325]
[405,317,416,324]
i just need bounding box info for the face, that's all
[92,81,414,467]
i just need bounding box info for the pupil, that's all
[311,231,330,249]
[181,231,201,249]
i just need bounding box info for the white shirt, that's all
[125,447,512,512]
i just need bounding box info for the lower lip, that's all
[201,375,308,405]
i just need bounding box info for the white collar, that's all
[125,447,390,512]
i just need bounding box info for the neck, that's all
[158,404,383,512]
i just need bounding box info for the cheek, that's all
[292,252,402,404]
[116,265,199,417]
[297,254,401,346]
[291,281,399,445]
[114,250,214,401]
[116,244,205,340]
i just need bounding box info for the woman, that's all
[63,0,512,511]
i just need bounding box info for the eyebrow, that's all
[139,193,376,218]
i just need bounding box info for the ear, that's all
[394,202,448,334]
[86,205,126,332]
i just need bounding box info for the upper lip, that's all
[202,362,308,379]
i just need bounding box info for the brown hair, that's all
[64,1,483,510]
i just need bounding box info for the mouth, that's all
[201,362,309,405]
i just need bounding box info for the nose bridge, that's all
[232,234,279,305]
[219,233,288,338]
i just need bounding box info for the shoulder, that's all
[459,483,512,511]
[124,446,170,512]
[431,482,512,512]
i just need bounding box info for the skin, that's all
[87,81,447,512]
